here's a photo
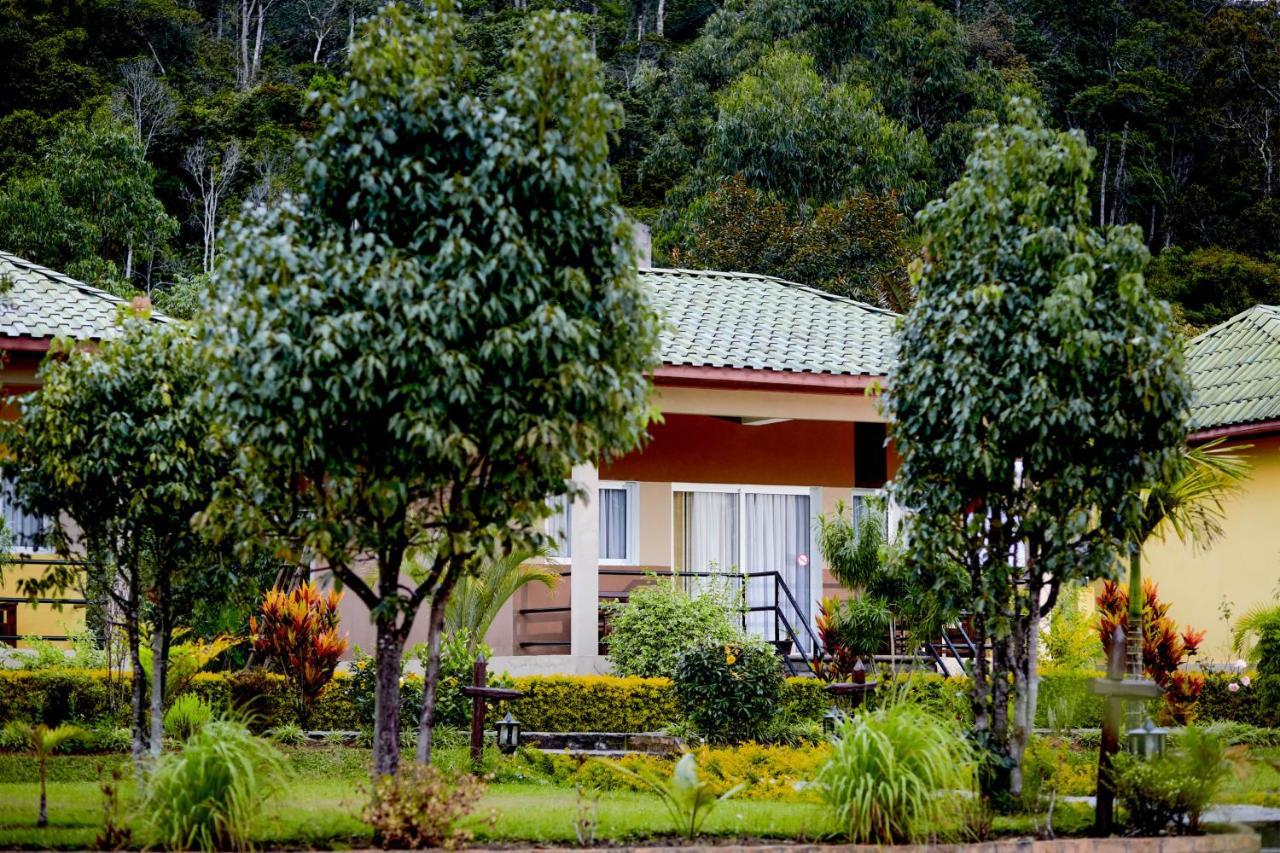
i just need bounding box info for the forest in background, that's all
[1,0,1279,330]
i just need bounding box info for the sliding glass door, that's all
[673,485,813,652]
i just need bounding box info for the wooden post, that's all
[469,653,487,766]
[1090,625,1161,835]
[1096,626,1125,835]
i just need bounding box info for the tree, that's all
[2,723,81,827]
[707,48,932,211]
[0,121,176,286]
[441,549,558,656]
[182,139,243,274]
[250,583,349,726]
[0,318,237,766]
[1147,246,1280,330]
[199,1,660,778]
[886,98,1189,800]
[112,59,176,158]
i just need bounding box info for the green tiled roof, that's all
[1186,305,1280,431]
[641,268,897,377]
[0,252,147,344]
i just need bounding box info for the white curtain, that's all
[1,475,45,551]
[674,491,739,601]
[546,494,572,557]
[599,488,629,561]
[744,493,811,650]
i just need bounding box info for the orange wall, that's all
[602,414,856,487]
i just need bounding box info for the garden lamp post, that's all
[1091,624,1162,835]
[822,706,844,737]
[496,712,521,754]
[1126,717,1168,759]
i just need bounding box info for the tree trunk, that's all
[37,759,47,827]
[148,615,171,757]
[1009,561,1042,799]
[415,589,450,764]
[656,0,665,37]
[124,244,133,282]
[371,618,406,778]
[126,610,148,771]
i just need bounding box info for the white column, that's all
[569,463,600,658]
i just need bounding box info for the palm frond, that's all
[1142,440,1251,549]
[1230,602,1280,665]
[444,547,557,650]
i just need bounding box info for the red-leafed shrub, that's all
[250,583,349,727]
[1097,579,1204,723]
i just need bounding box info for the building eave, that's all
[1188,419,1280,443]
[653,364,884,395]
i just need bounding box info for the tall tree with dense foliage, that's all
[886,98,1189,800]
[200,1,660,777]
[0,318,236,766]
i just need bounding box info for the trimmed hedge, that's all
[1,666,1270,732]
[0,669,119,726]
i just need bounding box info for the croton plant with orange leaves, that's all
[1097,578,1206,723]
[250,582,349,727]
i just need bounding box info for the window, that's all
[546,493,572,559]
[673,485,813,650]
[851,488,902,542]
[545,482,638,564]
[1,475,46,551]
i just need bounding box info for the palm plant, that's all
[442,548,558,654]
[611,752,744,839]
[1122,441,1250,673]
[1231,603,1280,668]
[3,722,82,827]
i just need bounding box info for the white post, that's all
[569,463,600,659]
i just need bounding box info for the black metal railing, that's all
[923,617,982,674]
[517,568,824,677]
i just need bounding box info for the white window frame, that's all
[598,480,640,566]
[545,493,573,564]
[544,481,640,566]
[669,482,816,575]
[850,485,903,542]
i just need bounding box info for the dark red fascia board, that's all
[1,337,58,352]
[652,364,883,394]
[1189,419,1280,443]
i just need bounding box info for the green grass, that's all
[0,742,1267,849]
[0,777,837,849]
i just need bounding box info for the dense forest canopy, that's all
[0,0,1277,328]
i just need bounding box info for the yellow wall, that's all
[1143,435,1280,661]
[0,557,87,648]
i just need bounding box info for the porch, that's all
[487,382,896,675]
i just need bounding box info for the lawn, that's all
[0,745,1101,849]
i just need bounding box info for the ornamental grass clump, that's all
[139,718,287,852]
[818,702,976,844]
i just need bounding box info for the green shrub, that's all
[604,578,740,678]
[1114,724,1231,835]
[1196,671,1268,727]
[163,694,214,741]
[140,719,287,852]
[409,631,514,730]
[818,702,977,843]
[364,765,485,849]
[674,635,782,743]
[0,670,116,727]
[512,675,677,732]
